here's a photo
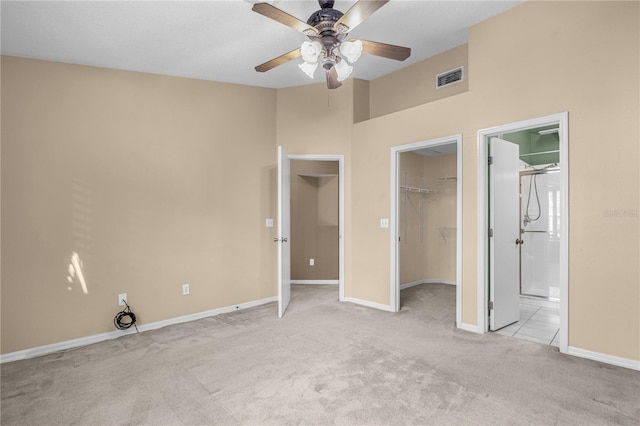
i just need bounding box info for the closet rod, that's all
[399,185,437,194]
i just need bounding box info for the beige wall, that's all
[369,44,469,119]
[351,1,639,361]
[399,152,426,285]
[422,155,457,283]
[1,57,278,353]
[290,160,339,280]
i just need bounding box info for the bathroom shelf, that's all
[438,226,457,243]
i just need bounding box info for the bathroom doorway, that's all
[477,113,568,353]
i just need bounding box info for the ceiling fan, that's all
[252,0,411,89]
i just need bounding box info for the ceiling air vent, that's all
[436,66,464,88]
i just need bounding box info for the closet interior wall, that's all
[290,160,339,281]
[399,152,457,286]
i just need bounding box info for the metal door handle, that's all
[273,237,288,243]
[515,239,524,245]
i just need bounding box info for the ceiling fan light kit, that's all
[252,0,411,89]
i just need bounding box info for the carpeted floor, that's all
[1,283,639,425]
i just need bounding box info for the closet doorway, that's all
[276,149,345,317]
[389,135,463,327]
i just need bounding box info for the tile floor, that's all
[494,296,560,347]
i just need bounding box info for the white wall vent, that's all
[436,66,464,88]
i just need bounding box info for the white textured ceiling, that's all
[1,0,523,89]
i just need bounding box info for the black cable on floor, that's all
[114,301,139,333]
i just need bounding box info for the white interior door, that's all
[277,146,291,317]
[489,137,521,330]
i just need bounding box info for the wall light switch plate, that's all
[266,218,274,228]
[182,284,190,295]
[380,218,389,228]
[309,259,314,266]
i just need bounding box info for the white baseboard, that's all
[568,346,640,371]
[344,297,395,312]
[400,279,456,290]
[291,280,339,285]
[457,322,481,333]
[0,296,278,364]
[400,280,423,290]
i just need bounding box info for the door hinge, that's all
[488,228,494,237]
[488,300,494,310]
[488,156,493,166]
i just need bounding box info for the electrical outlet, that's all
[118,293,127,306]
[380,218,389,228]
[309,258,315,266]
[182,284,190,295]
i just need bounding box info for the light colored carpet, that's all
[1,284,639,425]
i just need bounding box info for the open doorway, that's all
[477,113,568,353]
[276,149,345,317]
[390,135,463,328]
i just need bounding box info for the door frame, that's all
[389,134,463,328]
[288,154,345,301]
[477,112,568,353]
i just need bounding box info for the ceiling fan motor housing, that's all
[306,7,344,35]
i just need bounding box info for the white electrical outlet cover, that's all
[118,293,127,306]
[380,218,389,228]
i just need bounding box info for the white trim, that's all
[344,297,395,312]
[400,280,424,290]
[477,112,569,355]
[390,134,463,329]
[400,279,456,290]
[0,296,277,364]
[568,347,640,371]
[289,154,345,302]
[291,280,339,285]
[458,323,481,334]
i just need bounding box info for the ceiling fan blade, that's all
[357,39,411,61]
[326,67,342,89]
[334,0,389,33]
[255,48,301,72]
[252,3,319,36]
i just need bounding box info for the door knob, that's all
[515,239,524,245]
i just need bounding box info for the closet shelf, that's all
[438,226,457,243]
[400,185,437,194]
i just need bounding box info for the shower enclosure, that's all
[519,167,560,300]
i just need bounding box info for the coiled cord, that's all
[114,301,139,333]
